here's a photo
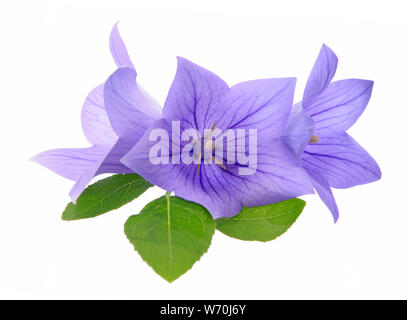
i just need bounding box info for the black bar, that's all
[0,300,405,318]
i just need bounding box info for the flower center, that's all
[194,137,215,161]
[193,123,226,174]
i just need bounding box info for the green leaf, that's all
[62,174,152,221]
[124,194,216,282]
[216,198,306,242]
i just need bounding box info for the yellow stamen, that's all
[309,135,320,144]
[212,156,226,170]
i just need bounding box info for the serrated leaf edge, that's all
[124,196,216,283]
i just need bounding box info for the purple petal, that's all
[121,119,185,191]
[208,77,297,139]
[303,132,381,189]
[307,79,374,134]
[31,146,110,181]
[221,140,314,209]
[281,102,315,163]
[303,44,338,108]
[69,159,105,203]
[163,58,295,138]
[104,67,161,145]
[69,140,134,202]
[32,141,136,202]
[122,120,314,219]
[97,138,134,174]
[109,22,135,69]
[305,166,339,222]
[121,119,239,218]
[162,57,229,132]
[81,84,118,146]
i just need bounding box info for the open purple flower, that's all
[32,23,160,201]
[283,44,381,222]
[119,57,314,218]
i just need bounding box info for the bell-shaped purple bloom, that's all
[32,23,161,202]
[120,57,314,219]
[283,44,381,222]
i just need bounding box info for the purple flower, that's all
[283,44,381,222]
[32,23,160,202]
[120,57,314,219]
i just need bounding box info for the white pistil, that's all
[195,123,226,174]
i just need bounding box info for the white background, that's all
[0,0,405,299]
